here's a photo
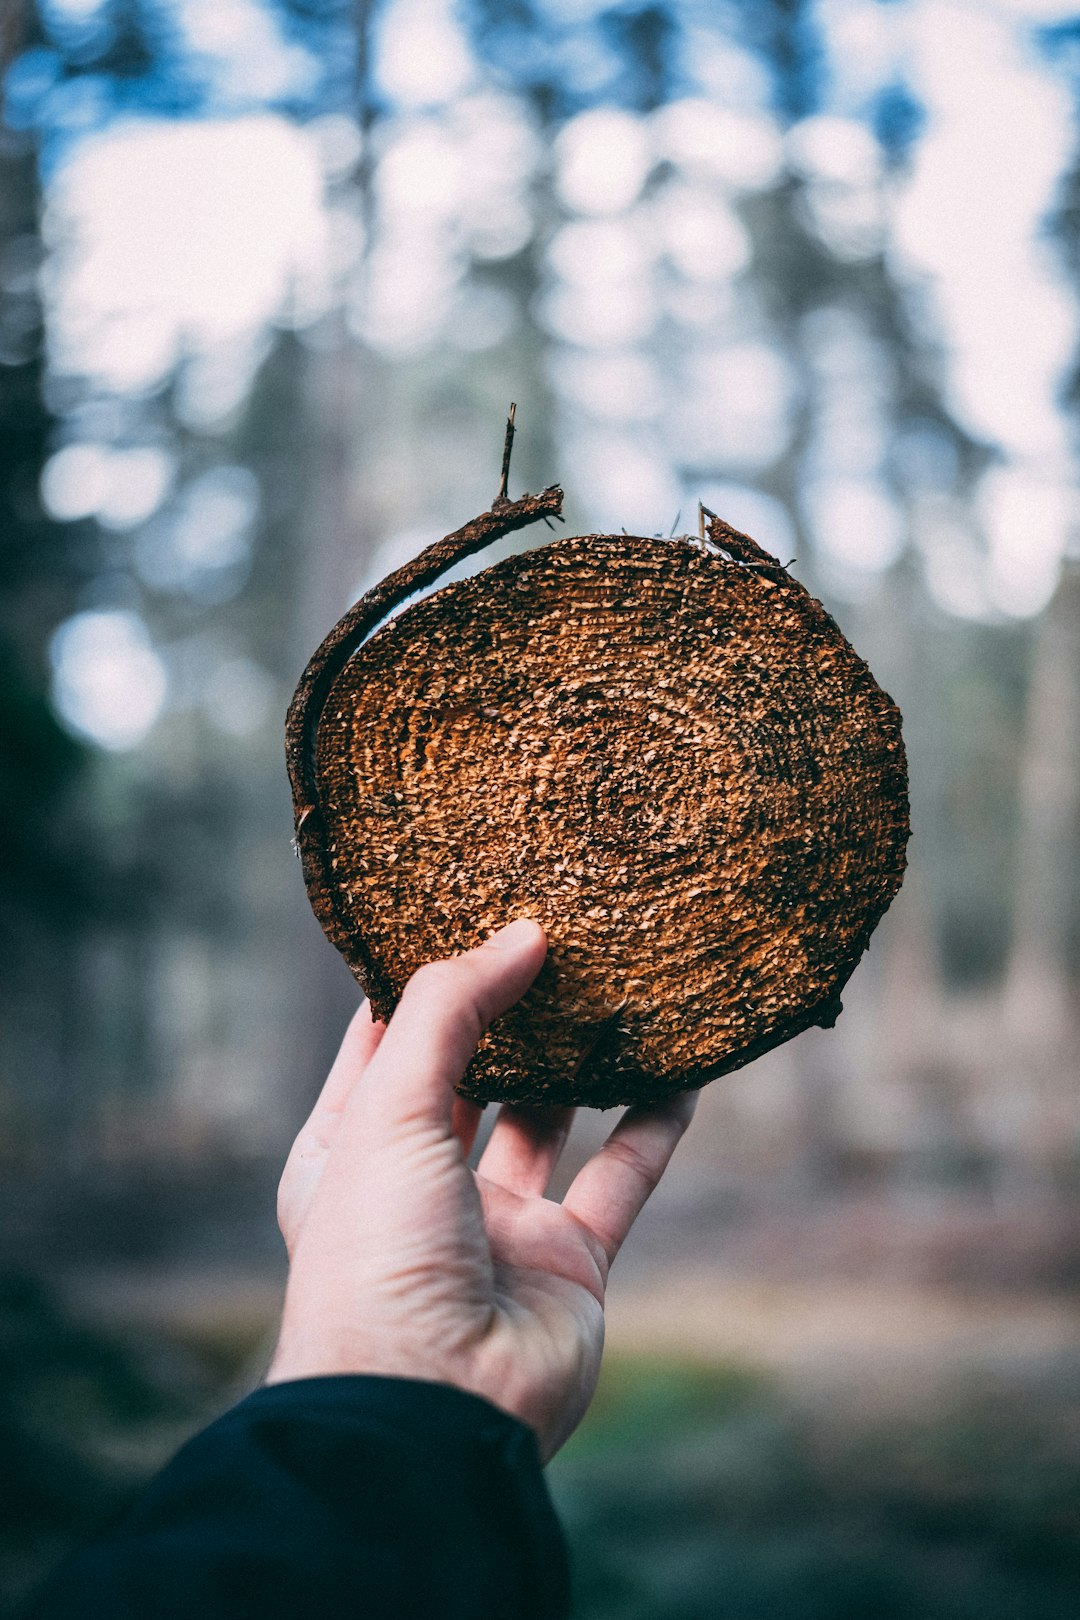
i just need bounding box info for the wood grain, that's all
[287,504,909,1108]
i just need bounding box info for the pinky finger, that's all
[561,1090,698,1274]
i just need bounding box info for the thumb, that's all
[345,918,547,1141]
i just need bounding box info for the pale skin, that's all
[268,917,698,1462]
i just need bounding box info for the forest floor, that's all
[54,1249,1080,1424]
[9,1199,1080,1618]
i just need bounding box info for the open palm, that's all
[270,921,696,1461]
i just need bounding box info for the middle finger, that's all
[477,1104,576,1198]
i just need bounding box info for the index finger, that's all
[562,1090,698,1274]
[296,1000,385,1144]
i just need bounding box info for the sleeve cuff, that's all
[139,1374,569,1619]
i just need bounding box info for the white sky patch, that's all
[41,441,175,526]
[554,349,661,423]
[789,113,886,262]
[40,442,110,521]
[41,0,106,23]
[893,1,1075,465]
[685,31,775,111]
[540,217,658,347]
[50,609,168,750]
[814,0,905,111]
[356,96,539,350]
[570,431,682,534]
[654,183,752,282]
[803,476,906,574]
[95,447,175,529]
[540,279,658,348]
[555,108,652,215]
[50,0,105,14]
[787,115,882,187]
[674,341,798,471]
[353,115,463,351]
[43,116,329,395]
[452,93,541,255]
[979,465,1074,617]
[547,216,653,284]
[354,237,459,353]
[375,119,464,218]
[652,99,783,192]
[373,0,474,109]
[995,0,1080,17]
[173,0,319,105]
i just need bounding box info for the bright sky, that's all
[817,0,1078,615]
[44,114,329,396]
[25,0,1080,748]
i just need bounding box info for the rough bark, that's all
[287,488,909,1108]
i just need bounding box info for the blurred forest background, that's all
[3,0,1080,1615]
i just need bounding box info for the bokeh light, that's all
[49,609,168,750]
[7,7,1080,1610]
[43,114,329,394]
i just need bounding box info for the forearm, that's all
[32,1377,569,1620]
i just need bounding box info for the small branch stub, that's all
[285,405,907,1108]
[495,401,517,507]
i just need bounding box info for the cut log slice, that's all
[287,498,909,1108]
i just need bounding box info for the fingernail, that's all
[487,917,545,950]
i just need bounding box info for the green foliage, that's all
[551,1355,1080,1620]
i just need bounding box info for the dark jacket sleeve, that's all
[32,1376,570,1620]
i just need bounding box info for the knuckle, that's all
[604,1134,659,1188]
[406,958,460,999]
[403,957,485,1045]
[564,1205,613,1285]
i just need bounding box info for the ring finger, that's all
[477,1104,576,1198]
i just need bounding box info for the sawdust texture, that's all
[287,509,909,1108]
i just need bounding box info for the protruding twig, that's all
[496,401,517,506]
[699,504,786,572]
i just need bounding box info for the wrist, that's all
[266,1337,460,1390]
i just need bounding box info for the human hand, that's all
[268,919,697,1461]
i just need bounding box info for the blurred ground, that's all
[553,1350,1080,1620]
[5,1088,1079,1614]
[51,1247,1080,1418]
[7,1247,1080,1618]
[4,1,1080,1615]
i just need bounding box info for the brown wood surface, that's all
[287,501,909,1108]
